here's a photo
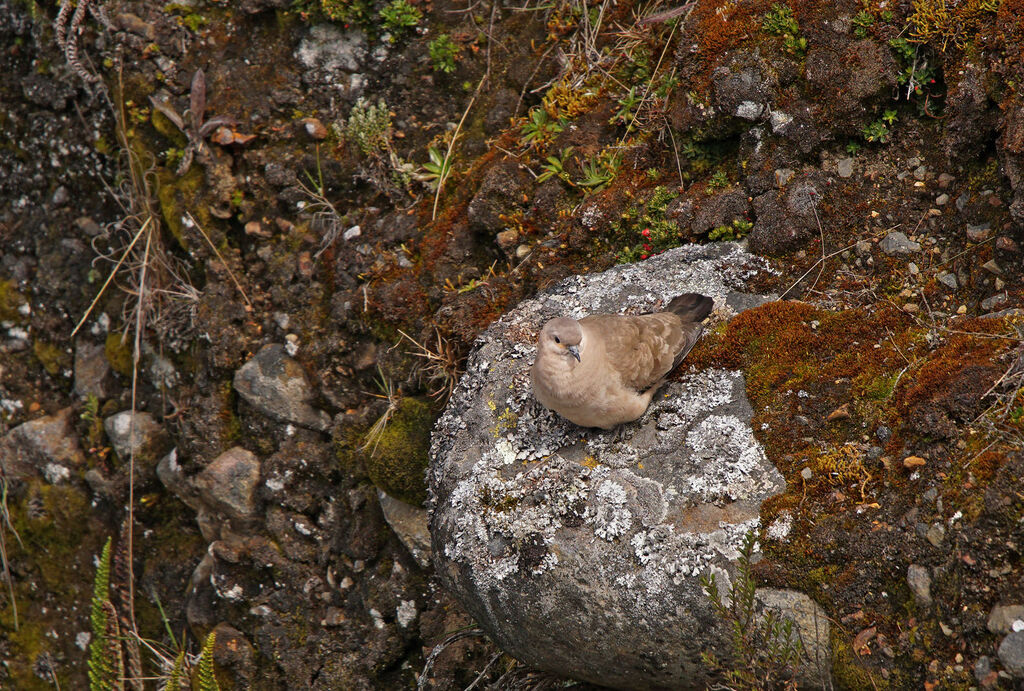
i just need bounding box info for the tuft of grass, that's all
[701,531,804,689]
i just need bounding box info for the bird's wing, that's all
[581,313,694,391]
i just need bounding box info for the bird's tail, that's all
[667,293,714,323]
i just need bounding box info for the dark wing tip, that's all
[667,293,714,323]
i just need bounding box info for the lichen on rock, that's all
[429,243,829,688]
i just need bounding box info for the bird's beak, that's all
[567,344,580,362]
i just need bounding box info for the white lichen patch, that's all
[588,480,633,541]
[631,517,760,590]
[683,415,785,503]
[396,600,417,628]
[767,511,794,540]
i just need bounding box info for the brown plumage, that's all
[531,293,714,429]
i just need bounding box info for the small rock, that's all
[938,173,955,188]
[52,185,70,206]
[194,447,262,521]
[957,304,968,314]
[74,340,114,399]
[496,229,519,249]
[837,158,854,178]
[378,489,432,569]
[926,522,945,547]
[515,244,531,259]
[988,605,1024,634]
[343,225,361,241]
[299,117,328,139]
[0,408,85,479]
[244,221,270,238]
[903,303,919,313]
[907,564,932,606]
[827,404,850,421]
[913,166,928,181]
[998,631,1024,678]
[75,216,103,236]
[975,656,996,686]
[908,157,921,168]
[769,110,793,133]
[233,344,331,431]
[734,100,763,120]
[876,426,891,442]
[935,193,949,206]
[103,411,163,461]
[981,293,1008,311]
[908,262,919,275]
[323,608,346,626]
[996,236,1019,252]
[937,272,958,290]
[966,223,991,242]
[982,259,1002,275]
[903,456,927,469]
[880,231,921,255]
[854,240,872,258]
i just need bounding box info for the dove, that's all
[531,293,714,429]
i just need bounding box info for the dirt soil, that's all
[1,0,1023,688]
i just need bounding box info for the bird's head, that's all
[539,317,582,363]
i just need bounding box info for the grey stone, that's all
[926,522,945,547]
[854,240,872,257]
[937,272,958,290]
[988,605,1024,634]
[195,447,262,520]
[233,344,331,431]
[974,655,993,683]
[769,110,793,133]
[981,293,1008,312]
[913,165,928,181]
[935,193,949,205]
[757,588,832,686]
[837,157,854,178]
[378,490,432,569]
[74,340,113,399]
[938,173,955,188]
[907,564,932,606]
[982,259,1002,275]
[966,223,991,242]
[429,243,827,689]
[998,631,1024,678]
[879,231,921,255]
[0,408,85,481]
[103,411,163,461]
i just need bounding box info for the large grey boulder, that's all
[429,243,831,689]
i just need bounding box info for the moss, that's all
[363,397,434,505]
[830,627,893,689]
[32,340,68,376]
[156,165,206,249]
[0,280,28,322]
[105,331,134,377]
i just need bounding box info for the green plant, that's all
[762,4,807,55]
[416,145,453,190]
[520,107,564,147]
[320,0,374,28]
[708,218,753,241]
[536,147,574,184]
[612,186,683,262]
[845,140,862,155]
[88,537,123,691]
[379,0,421,39]
[881,108,899,125]
[428,34,460,73]
[196,630,220,691]
[577,149,621,194]
[345,97,392,156]
[852,10,874,38]
[706,170,730,191]
[861,119,891,144]
[149,68,237,175]
[700,531,804,690]
[610,87,642,129]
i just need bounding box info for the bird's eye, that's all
[554,336,561,344]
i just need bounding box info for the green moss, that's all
[32,340,68,376]
[363,397,434,505]
[156,165,205,248]
[0,280,28,322]
[830,627,893,689]
[105,332,134,377]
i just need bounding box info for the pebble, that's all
[854,240,872,257]
[988,605,1024,634]
[981,293,1008,311]
[903,455,927,469]
[299,117,328,140]
[515,244,531,259]
[926,522,945,547]
[343,225,362,241]
[998,631,1024,678]
[879,231,921,255]
[876,425,891,442]
[908,262,919,275]
[907,564,932,606]
[935,193,949,206]
[966,223,991,242]
[937,272,958,290]
[996,236,1019,252]
[827,404,850,421]
[800,467,813,480]
[837,158,854,178]
[938,173,955,188]
[913,165,928,181]
[957,305,967,314]
[982,259,1002,275]
[75,216,103,236]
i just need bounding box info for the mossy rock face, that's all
[364,397,434,506]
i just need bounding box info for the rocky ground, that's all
[1,0,1023,688]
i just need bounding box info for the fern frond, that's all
[196,630,220,691]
